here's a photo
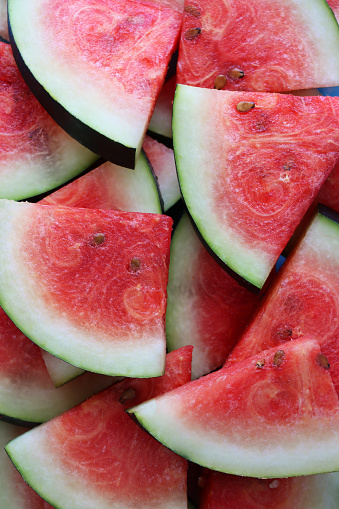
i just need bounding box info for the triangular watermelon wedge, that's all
[173,85,339,290]
[8,0,183,168]
[5,348,191,509]
[0,200,172,377]
[131,338,339,478]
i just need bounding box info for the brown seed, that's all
[184,4,201,17]
[185,27,201,40]
[273,350,285,367]
[90,233,105,246]
[236,101,255,113]
[317,353,330,370]
[119,387,136,404]
[130,257,141,272]
[228,68,245,79]
[256,359,265,369]
[214,75,227,90]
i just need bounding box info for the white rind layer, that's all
[0,200,167,377]
[173,85,272,288]
[133,396,339,478]
[6,425,186,509]
[0,371,114,423]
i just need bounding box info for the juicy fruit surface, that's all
[133,338,339,477]
[12,204,171,335]
[177,0,339,91]
[41,152,162,214]
[0,201,172,376]
[174,86,339,287]
[166,213,259,379]
[6,348,191,509]
[198,468,339,509]
[115,345,193,409]
[227,210,339,394]
[0,42,96,199]
[9,0,183,160]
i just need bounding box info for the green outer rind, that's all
[5,424,187,509]
[173,85,271,289]
[131,397,339,479]
[0,200,167,378]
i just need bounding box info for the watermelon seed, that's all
[273,350,285,367]
[236,101,255,113]
[317,353,330,370]
[90,233,105,246]
[184,5,201,17]
[119,387,136,403]
[256,359,265,369]
[229,68,245,79]
[130,257,141,272]
[214,75,227,89]
[185,27,201,40]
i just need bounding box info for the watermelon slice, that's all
[0,421,54,508]
[227,205,339,394]
[142,135,181,211]
[0,201,172,377]
[177,0,339,92]
[132,338,339,478]
[166,213,259,379]
[0,42,98,200]
[173,85,339,289]
[198,468,339,508]
[8,0,183,168]
[41,150,162,214]
[5,348,191,509]
[0,302,117,423]
[148,75,176,139]
[327,0,339,20]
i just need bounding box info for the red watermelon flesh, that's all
[142,134,181,211]
[0,201,172,376]
[132,337,339,477]
[0,42,97,200]
[316,159,339,213]
[115,345,193,409]
[8,0,184,167]
[177,0,339,92]
[198,468,339,509]
[227,207,339,395]
[166,213,259,379]
[327,0,339,20]
[173,87,339,289]
[5,347,191,509]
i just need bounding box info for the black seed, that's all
[256,359,265,369]
[214,75,227,90]
[236,101,255,113]
[185,27,201,40]
[90,233,105,246]
[184,4,201,17]
[273,350,285,367]
[317,353,330,370]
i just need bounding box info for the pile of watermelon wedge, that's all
[2,0,339,507]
